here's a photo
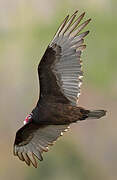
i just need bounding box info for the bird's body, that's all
[13,10,106,168]
[31,103,88,125]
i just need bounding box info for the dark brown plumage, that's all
[13,10,106,168]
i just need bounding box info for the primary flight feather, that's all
[13,10,106,168]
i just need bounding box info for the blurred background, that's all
[0,0,117,179]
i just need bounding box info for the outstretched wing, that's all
[38,10,91,105]
[14,122,69,168]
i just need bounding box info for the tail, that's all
[63,106,106,123]
[79,108,106,120]
[87,110,106,119]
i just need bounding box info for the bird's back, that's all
[33,101,89,125]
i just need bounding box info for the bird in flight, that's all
[13,10,106,168]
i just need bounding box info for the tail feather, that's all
[88,110,106,119]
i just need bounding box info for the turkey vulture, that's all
[13,10,106,168]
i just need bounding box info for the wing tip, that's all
[74,10,78,15]
[81,12,85,18]
[85,30,90,35]
[87,18,91,24]
[27,152,38,168]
